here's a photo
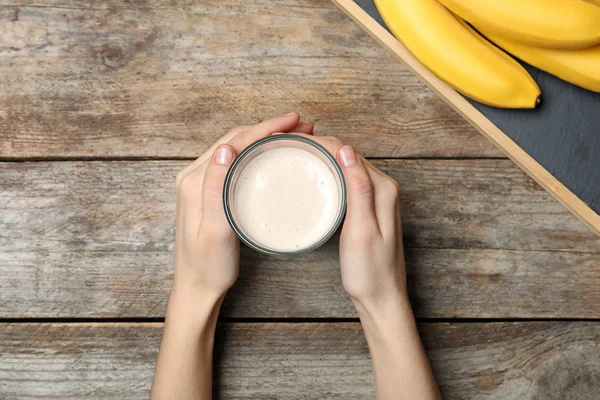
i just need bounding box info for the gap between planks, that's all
[2,317,600,324]
[0,156,510,162]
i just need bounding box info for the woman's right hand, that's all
[281,134,439,400]
[276,134,407,308]
[334,145,407,309]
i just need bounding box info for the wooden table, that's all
[1,1,599,398]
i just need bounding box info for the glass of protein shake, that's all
[223,134,347,256]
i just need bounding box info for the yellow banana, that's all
[585,0,600,6]
[374,0,540,108]
[438,0,600,49]
[476,26,600,93]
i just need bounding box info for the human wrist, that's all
[352,290,414,334]
[350,279,410,315]
[171,269,230,302]
[166,280,225,333]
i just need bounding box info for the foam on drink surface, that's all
[233,147,340,252]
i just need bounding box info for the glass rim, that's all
[223,134,347,257]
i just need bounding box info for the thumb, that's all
[337,146,378,233]
[202,144,236,233]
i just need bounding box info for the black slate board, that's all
[356,0,600,215]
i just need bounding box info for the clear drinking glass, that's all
[223,134,347,256]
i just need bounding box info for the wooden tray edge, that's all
[332,0,600,237]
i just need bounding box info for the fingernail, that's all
[286,111,297,116]
[215,145,233,165]
[338,146,358,167]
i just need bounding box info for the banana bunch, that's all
[375,0,600,109]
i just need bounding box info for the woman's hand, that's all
[152,112,313,400]
[276,134,439,400]
[276,134,406,307]
[172,112,313,301]
[335,145,406,308]
[335,143,440,400]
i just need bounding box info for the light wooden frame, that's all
[331,0,600,236]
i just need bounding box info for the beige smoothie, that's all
[232,146,341,252]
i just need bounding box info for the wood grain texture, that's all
[3,246,599,319]
[1,160,599,319]
[0,0,500,159]
[1,322,599,399]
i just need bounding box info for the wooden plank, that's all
[1,322,599,399]
[0,160,596,252]
[0,0,500,159]
[2,247,599,319]
[1,160,599,319]
[331,0,600,237]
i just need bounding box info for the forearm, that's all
[355,293,441,400]
[151,284,224,400]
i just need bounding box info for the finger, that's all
[361,157,401,233]
[361,156,388,180]
[176,125,252,189]
[176,110,304,190]
[200,144,237,237]
[195,125,251,166]
[290,120,314,134]
[227,112,301,153]
[337,145,379,235]
[184,118,308,178]
[190,127,244,168]
[228,124,252,136]
[180,113,305,192]
[177,166,207,238]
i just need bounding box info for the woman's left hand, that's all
[172,112,313,300]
